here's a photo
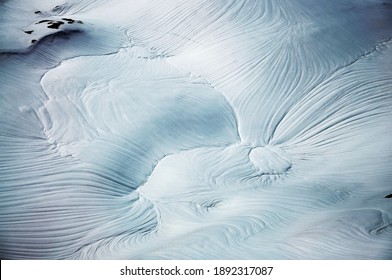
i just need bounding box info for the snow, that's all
[1,0,392,259]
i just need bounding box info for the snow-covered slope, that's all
[1,0,391,259]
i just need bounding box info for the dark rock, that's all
[31,39,37,44]
[47,21,64,29]
[62,18,75,24]
[51,4,67,13]
[51,5,61,12]
[385,194,392,199]
[24,30,34,34]
[36,20,52,24]
[34,11,41,14]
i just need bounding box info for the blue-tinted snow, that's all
[0,0,391,259]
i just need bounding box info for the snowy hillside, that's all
[0,0,391,259]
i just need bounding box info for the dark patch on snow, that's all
[385,194,392,199]
[62,18,75,24]
[51,5,62,12]
[31,39,37,44]
[34,11,41,14]
[24,30,34,34]
[47,21,64,29]
[36,20,52,24]
[35,18,82,28]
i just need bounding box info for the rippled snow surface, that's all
[1,0,392,259]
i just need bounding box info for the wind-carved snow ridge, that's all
[1,0,392,259]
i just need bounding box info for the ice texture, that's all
[0,0,392,259]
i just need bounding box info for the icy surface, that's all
[1,0,392,259]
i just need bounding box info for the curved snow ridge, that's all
[280,209,392,259]
[0,134,158,259]
[137,143,294,203]
[38,46,239,190]
[269,41,392,190]
[125,183,356,259]
[162,0,392,146]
